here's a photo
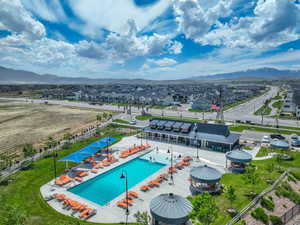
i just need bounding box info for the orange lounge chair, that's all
[84,209,97,219]
[80,208,91,218]
[128,190,138,198]
[53,193,66,201]
[91,169,98,173]
[140,185,149,191]
[75,177,83,182]
[116,201,129,209]
[76,171,88,177]
[168,166,177,173]
[95,163,104,169]
[148,181,160,187]
[121,198,133,206]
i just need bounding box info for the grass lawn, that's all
[210,151,300,225]
[135,115,152,120]
[146,105,169,109]
[272,100,283,109]
[256,147,287,157]
[112,119,129,124]
[188,108,212,113]
[135,115,203,123]
[0,124,140,225]
[254,105,272,115]
[230,125,300,136]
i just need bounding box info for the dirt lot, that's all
[0,101,108,156]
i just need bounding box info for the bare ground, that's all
[0,102,108,157]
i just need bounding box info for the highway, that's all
[1,86,299,127]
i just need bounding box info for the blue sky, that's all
[0,0,300,79]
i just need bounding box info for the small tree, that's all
[63,133,72,141]
[189,192,219,225]
[244,167,260,185]
[22,144,37,158]
[134,211,150,225]
[226,186,236,206]
[96,114,102,121]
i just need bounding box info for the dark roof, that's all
[226,150,252,163]
[165,121,175,128]
[196,123,230,137]
[150,193,192,224]
[173,121,184,128]
[190,165,222,184]
[181,123,192,130]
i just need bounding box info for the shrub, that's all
[270,215,283,225]
[261,197,275,211]
[289,171,300,181]
[288,175,297,183]
[251,208,269,224]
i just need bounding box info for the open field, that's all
[0,101,109,157]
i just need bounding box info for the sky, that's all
[0,0,300,80]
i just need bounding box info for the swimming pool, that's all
[68,158,165,206]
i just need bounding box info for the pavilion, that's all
[189,165,222,194]
[150,193,193,225]
[225,149,252,173]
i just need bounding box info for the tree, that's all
[96,114,102,121]
[22,144,37,158]
[189,192,219,225]
[226,186,236,206]
[134,211,150,225]
[45,136,57,148]
[63,133,72,141]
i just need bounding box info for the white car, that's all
[129,120,136,125]
[261,136,270,146]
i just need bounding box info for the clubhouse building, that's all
[143,118,240,152]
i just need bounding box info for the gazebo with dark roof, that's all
[225,150,252,173]
[150,193,193,225]
[189,165,222,194]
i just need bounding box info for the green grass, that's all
[188,108,212,113]
[243,146,253,150]
[254,105,272,115]
[272,101,283,110]
[146,105,169,109]
[112,119,129,124]
[256,147,286,157]
[135,115,152,121]
[230,125,300,136]
[0,124,140,225]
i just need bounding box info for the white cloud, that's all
[76,20,182,60]
[21,0,67,22]
[176,0,300,48]
[0,0,45,40]
[173,0,232,40]
[68,0,171,35]
[147,57,177,66]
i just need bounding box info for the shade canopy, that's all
[270,139,289,149]
[59,136,117,163]
[190,165,222,184]
[226,150,252,163]
[150,193,192,225]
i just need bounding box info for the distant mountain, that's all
[1,65,300,84]
[0,66,147,84]
[186,67,300,80]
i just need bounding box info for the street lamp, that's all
[120,170,129,221]
[53,150,57,180]
[167,149,174,184]
[194,135,199,160]
[107,137,111,161]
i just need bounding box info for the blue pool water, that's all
[68,158,165,205]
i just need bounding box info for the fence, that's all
[281,203,300,224]
[226,171,289,225]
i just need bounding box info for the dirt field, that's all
[0,101,108,156]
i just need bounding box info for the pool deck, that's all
[40,136,227,223]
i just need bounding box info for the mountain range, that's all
[0,65,300,84]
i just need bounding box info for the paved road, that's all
[1,86,299,127]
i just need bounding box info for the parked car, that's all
[290,134,298,140]
[261,136,270,145]
[270,133,285,140]
[129,120,136,125]
[291,139,300,147]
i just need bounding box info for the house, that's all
[191,98,212,110]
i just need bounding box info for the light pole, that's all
[167,148,174,184]
[120,170,129,222]
[53,150,57,179]
[194,134,199,160]
[107,137,111,161]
